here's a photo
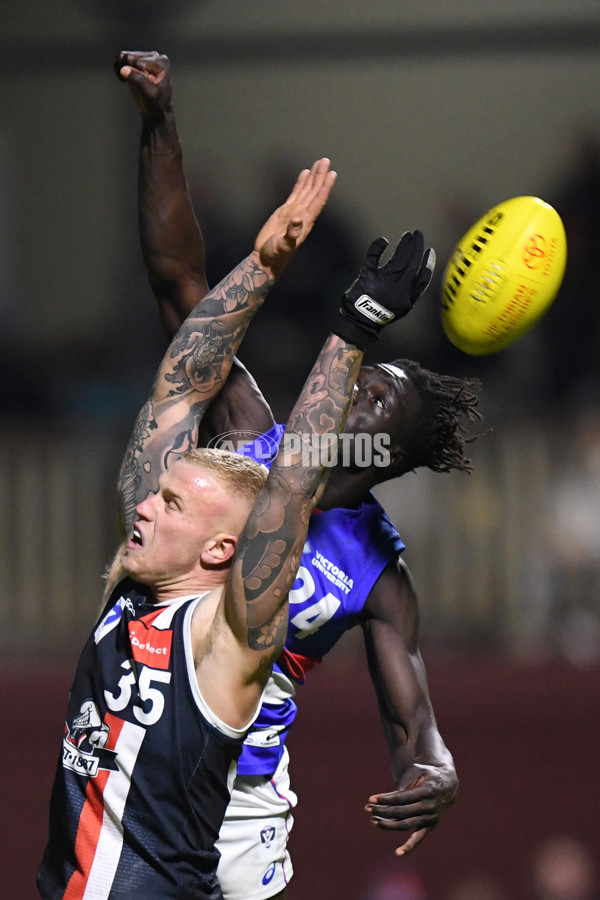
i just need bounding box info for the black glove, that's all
[332,230,435,350]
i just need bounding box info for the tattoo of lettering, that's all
[240,336,361,651]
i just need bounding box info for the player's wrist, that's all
[248,249,277,285]
[331,313,379,350]
[141,102,176,133]
[332,291,396,350]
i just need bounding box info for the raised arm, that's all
[115,50,209,336]
[115,50,275,438]
[117,157,337,536]
[227,332,361,653]
[222,229,436,679]
[361,559,458,856]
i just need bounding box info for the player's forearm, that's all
[153,251,275,407]
[139,108,209,338]
[383,656,456,784]
[279,332,362,498]
[117,253,274,533]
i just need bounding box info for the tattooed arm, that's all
[217,333,363,700]
[102,256,274,604]
[198,230,436,717]
[116,259,266,533]
[116,158,337,538]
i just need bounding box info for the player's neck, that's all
[318,468,374,510]
[149,568,228,604]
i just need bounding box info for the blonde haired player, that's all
[38,157,349,900]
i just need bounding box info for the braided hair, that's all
[390,358,482,475]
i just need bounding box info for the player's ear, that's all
[388,444,408,475]
[201,534,237,567]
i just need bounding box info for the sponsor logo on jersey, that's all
[260,825,276,848]
[128,618,173,670]
[311,549,354,594]
[63,700,118,777]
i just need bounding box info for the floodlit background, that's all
[1,2,599,898]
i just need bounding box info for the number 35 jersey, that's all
[239,493,404,776]
[38,578,250,900]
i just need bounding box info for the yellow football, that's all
[441,196,567,356]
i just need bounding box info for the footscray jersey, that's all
[234,423,405,776]
[38,577,253,900]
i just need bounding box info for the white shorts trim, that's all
[216,747,297,900]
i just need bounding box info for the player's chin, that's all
[121,551,141,577]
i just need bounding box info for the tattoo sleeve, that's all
[230,334,363,653]
[117,254,273,535]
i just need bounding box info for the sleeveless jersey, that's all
[38,578,251,900]
[235,424,404,776]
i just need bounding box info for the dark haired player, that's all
[115,51,480,900]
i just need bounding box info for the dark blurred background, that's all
[1,2,600,898]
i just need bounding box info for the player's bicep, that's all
[116,291,245,535]
[224,473,310,654]
[116,395,207,537]
[197,358,275,446]
[363,558,421,650]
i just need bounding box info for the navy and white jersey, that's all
[38,577,251,900]
[236,424,404,777]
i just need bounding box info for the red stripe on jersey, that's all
[278,647,321,684]
[63,714,125,899]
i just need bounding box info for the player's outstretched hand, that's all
[332,231,435,350]
[253,158,337,281]
[364,764,458,856]
[114,50,172,120]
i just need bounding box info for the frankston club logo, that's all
[62,700,118,777]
